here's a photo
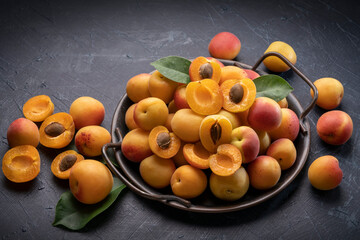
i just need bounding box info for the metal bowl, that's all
[102,52,318,213]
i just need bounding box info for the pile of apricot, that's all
[124,55,306,201]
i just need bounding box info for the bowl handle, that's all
[101,133,192,208]
[240,51,318,133]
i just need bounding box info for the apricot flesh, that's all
[22,95,54,122]
[209,144,242,177]
[2,145,40,183]
[183,142,211,169]
[7,118,40,148]
[51,150,84,179]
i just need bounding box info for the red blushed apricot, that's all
[199,115,232,153]
[189,56,221,83]
[268,108,300,142]
[7,118,40,148]
[125,103,139,130]
[221,78,256,113]
[183,142,211,169]
[75,126,111,157]
[51,150,84,179]
[219,66,248,85]
[39,112,75,149]
[121,128,152,163]
[126,73,151,103]
[186,79,223,115]
[243,69,260,80]
[2,145,40,183]
[173,85,190,110]
[23,95,54,122]
[149,126,181,159]
[208,32,241,60]
[247,155,281,190]
[209,144,242,177]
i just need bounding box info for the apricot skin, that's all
[124,103,139,130]
[231,126,260,164]
[310,77,344,110]
[7,118,40,148]
[308,156,343,190]
[126,73,151,103]
[266,138,297,170]
[134,97,168,131]
[171,109,204,142]
[316,110,353,145]
[69,96,105,130]
[263,41,297,72]
[173,85,190,110]
[121,128,152,163]
[247,155,281,190]
[75,126,111,157]
[208,32,241,60]
[268,108,300,142]
[148,71,178,104]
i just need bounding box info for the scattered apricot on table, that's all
[51,150,84,179]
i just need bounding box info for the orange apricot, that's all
[148,70,179,104]
[23,95,54,122]
[2,145,40,183]
[75,126,111,157]
[186,79,223,115]
[148,126,181,159]
[125,103,139,130]
[220,78,256,113]
[189,56,221,83]
[51,150,84,179]
[172,142,189,167]
[134,97,168,131]
[219,66,248,85]
[209,144,242,177]
[39,112,75,149]
[126,73,151,103]
[183,142,211,169]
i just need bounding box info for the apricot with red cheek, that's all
[208,32,241,60]
[231,126,260,164]
[266,138,297,170]
[268,108,300,142]
[7,118,40,148]
[247,155,281,190]
[75,126,111,157]
[121,128,152,163]
[173,85,190,110]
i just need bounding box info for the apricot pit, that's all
[149,126,181,159]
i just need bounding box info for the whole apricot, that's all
[7,118,40,148]
[69,160,113,204]
[148,71,179,104]
[124,103,139,130]
[69,96,105,130]
[308,155,343,190]
[263,41,297,72]
[247,155,281,190]
[268,108,300,142]
[171,108,205,142]
[126,73,151,103]
[208,32,241,60]
[75,126,111,157]
[266,138,297,170]
[121,128,152,163]
[22,95,54,122]
[231,126,260,164]
[310,77,344,110]
[133,97,168,131]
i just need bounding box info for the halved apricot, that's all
[39,112,75,149]
[149,126,181,159]
[2,145,40,183]
[189,56,221,83]
[23,95,54,122]
[183,142,211,169]
[220,78,256,113]
[209,144,242,177]
[51,150,84,179]
[186,79,223,115]
[199,115,232,153]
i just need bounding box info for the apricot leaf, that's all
[150,56,191,84]
[253,74,294,102]
[53,177,125,230]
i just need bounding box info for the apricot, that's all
[2,145,40,183]
[316,110,353,145]
[173,85,190,110]
[220,78,256,113]
[268,108,300,142]
[170,165,207,199]
[308,156,343,190]
[231,126,260,164]
[7,118,40,148]
[199,115,232,153]
[189,56,221,83]
[183,142,211,169]
[172,142,189,167]
[69,96,105,130]
[75,126,111,157]
[277,98,288,108]
[219,66,248,85]
[139,155,176,189]
[256,130,271,155]
[171,108,204,142]
[125,103,139,130]
[22,95,54,122]
[134,97,168,131]
[247,97,282,132]
[237,108,250,126]
[310,77,344,110]
[164,113,174,132]
[148,126,181,159]
[263,41,297,72]
[121,128,152,163]
[209,167,249,201]
[208,32,241,60]
[148,70,179,104]
[39,112,75,149]
[69,160,113,204]
[216,109,241,129]
[209,144,242,177]
[247,155,281,190]
[126,73,151,103]
[243,69,260,80]
[51,150,84,179]
[266,138,297,170]
[168,100,178,114]
[186,78,223,115]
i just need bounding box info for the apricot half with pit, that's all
[2,145,40,183]
[189,56,221,83]
[51,150,84,179]
[22,95,54,122]
[39,112,75,149]
[199,115,232,153]
[183,141,211,169]
[149,126,181,159]
[209,144,242,177]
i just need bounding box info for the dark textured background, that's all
[0,0,359,239]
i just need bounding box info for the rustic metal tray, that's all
[102,52,318,213]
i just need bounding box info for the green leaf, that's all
[253,74,294,102]
[53,178,126,230]
[150,56,191,84]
